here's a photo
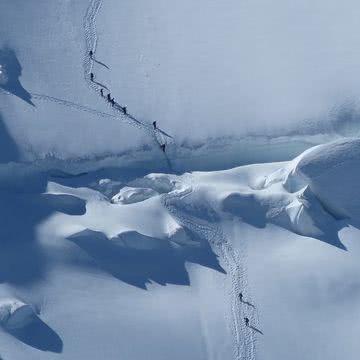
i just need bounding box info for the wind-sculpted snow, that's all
[0,299,35,330]
[290,138,360,220]
[259,138,360,222]
[45,179,202,254]
[0,298,63,353]
[111,186,158,204]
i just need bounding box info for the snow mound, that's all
[130,174,178,194]
[111,186,158,204]
[0,299,35,330]
[287,138,360,220]
[256,138,360,221]
[222,176,341,245]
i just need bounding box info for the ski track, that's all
[162,176,258,360]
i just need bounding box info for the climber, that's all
[239,293,243,302]
[89,50,93,58]
[160,144,166,153]
[100,88,104,97]
[122,106,127,114]
[153,121,157,129]
[244,317,249,327]
[90,73,94,81]
[107,93,111,102]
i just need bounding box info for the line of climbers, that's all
[89,50,166,153]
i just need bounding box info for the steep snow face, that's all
[1,0,360,164]
[291,138,360,220]
[255,138,360,223]
[100,0,360,141]
[187,155,344,249]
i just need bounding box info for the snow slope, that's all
[0,139,359,359]
[1,0,360,165]
[2,0,360,358]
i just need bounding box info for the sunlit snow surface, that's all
[1,0,360,359]
[0,140,359,359]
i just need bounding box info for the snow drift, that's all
[287,138,360,220]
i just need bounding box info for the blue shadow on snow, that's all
[0,112,19,163]
[68,228,225,290]
[8,316,63,353]
[0,47,34,106]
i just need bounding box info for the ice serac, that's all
[287,138,360,220]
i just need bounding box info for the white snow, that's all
[0,139,358,358]
[1,0,360,358]
[111,186,158,204]
[288,138,360,220]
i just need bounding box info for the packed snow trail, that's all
[83,0,102,92]
[161,177,258,360]
[31,93,124,121]
[83,0,174,170]
[2,85,174,165]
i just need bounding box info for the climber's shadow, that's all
[240,299,255,308]
[249,325,264,335]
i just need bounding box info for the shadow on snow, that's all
[67,228,225,290]
[0,191,86,285]
[8,316,63,353]
[0,47,34,106]
[222,192,347,250]
[0,112,19,164]
[249,325,264,335]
